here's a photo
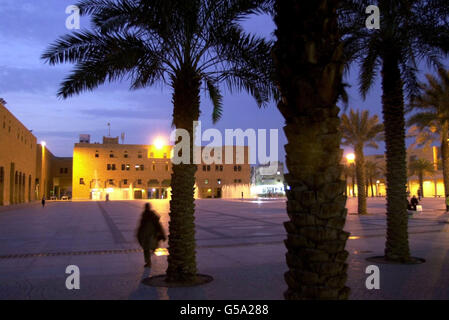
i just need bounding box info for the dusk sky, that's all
[0,0,443,160]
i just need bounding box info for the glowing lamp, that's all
[154,138,165,150]
[346,153,355,162]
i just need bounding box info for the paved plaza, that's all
[0,197,449,299]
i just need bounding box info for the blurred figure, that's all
[411,195,419,211]
[41,197,45,208]
[136,203,166,268]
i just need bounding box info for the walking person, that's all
[41,197,45,208]
[136,203,166,268]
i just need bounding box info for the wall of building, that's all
[72,142,251,200]
[0,102,37,206]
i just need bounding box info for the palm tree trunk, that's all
[166,65,201,283]
[355,145,367,215]
[419,173,424,198]
[274,0,349,300]
[441,126,449,197]
[370,177,375,198]
[381,51,411,262]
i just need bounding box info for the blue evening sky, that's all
[0,1,444,162]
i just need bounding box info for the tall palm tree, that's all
[365,160,382,197]
[341,109,383,215]
[408,158,435,198]
[42,0,274,284]
[408,68,449,197]
[344,0,449,262]
[273,0,350,300]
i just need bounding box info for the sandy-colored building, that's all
[72,136,251,200]
[0,101,37,206]
[344,145,447,198]
[36,144,73,200]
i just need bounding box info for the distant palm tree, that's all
[408,68,449,197]
[341,109,383,215]
[365,160,383,197]
[408,159,435,198]
[273,0,350,299]
[42,0,274,284]
[344,0,449,262]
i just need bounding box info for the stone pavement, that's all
[0,197,448,299]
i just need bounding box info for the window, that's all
[107,164,111,171]
[108,179,114,185]
[153,164,156,171]
[126,164,130,171]
[112,164,116,171]
[64,168,68,174]
[124,151,128,158]
[79,178,85,185]
[238,165,242,172]
[217,179,222,185]
[60,168,64,174]
[165,164,169,172]
[121,164,125,171]
[207,165,211,172]
[205,179,209,185]
[138,152,143,159]
[124,179,128,185]
[234,166,237,172]
[110,153,114,158]
[203,165,207,171]
[137,179,142,185]
[140,165,145,171]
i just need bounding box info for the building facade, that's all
[343,145,446,198]
[0,101,37,206]
[251,161,285,196]
[72,136,251,200]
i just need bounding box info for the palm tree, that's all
[408,159,435,198]
[365,160,382,197]
[42,0,274,284]
[408,68,449,197]
[273,0,350,300]
[341,109,383,214]
[342,163,356,197]
[344,0,449,262]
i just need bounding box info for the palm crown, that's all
[41,0,274,123]
[341,109,383,149]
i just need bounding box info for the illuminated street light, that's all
[346,153,355,163]
[154,137,165,150]
[41,141,46,147]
